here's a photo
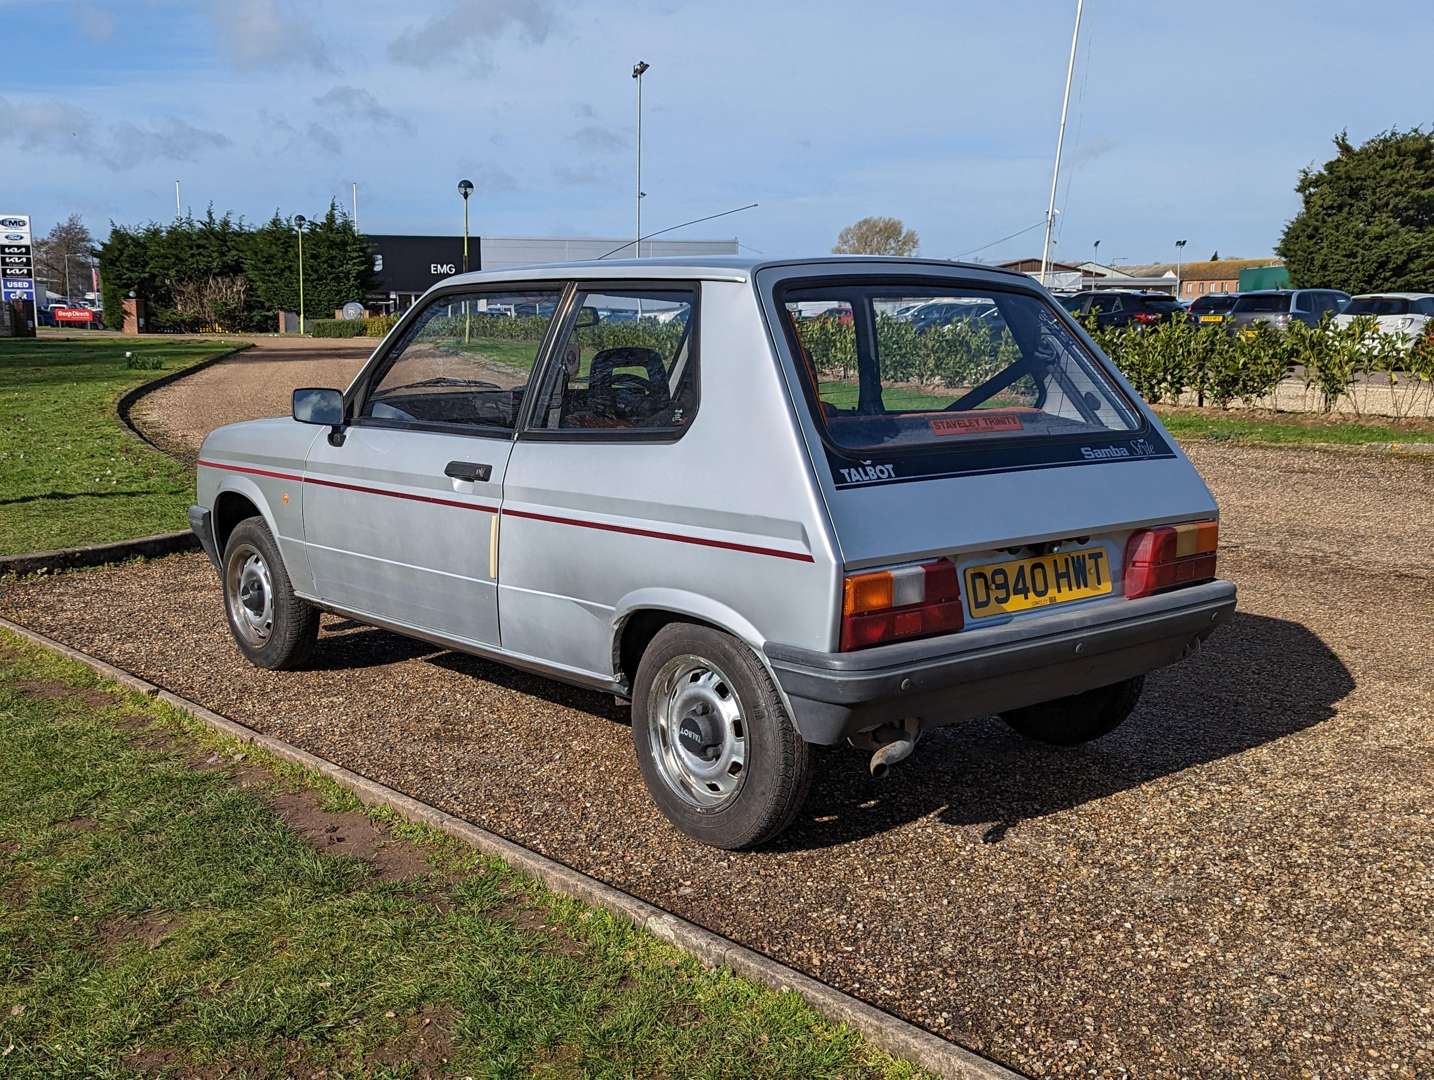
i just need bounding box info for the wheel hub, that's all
[226,546,274,648]
[649,655,747,809]
[677,704,722,762]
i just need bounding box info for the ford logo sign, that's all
[3,233,26,241]
[0,218,27,228]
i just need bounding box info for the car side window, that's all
[531,287,697,436]
[359,289,561,434]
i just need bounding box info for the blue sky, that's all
[4,0,1431,265]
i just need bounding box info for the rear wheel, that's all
[1000,675,1145,747]
[632,623,813,849]
[221,517,318,671]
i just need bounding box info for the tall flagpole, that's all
[1039,0,1083,288]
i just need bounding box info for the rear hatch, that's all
[768,272,1218,633]
[1229,292,1292,328]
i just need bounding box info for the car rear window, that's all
[778,283,1141,454]
[1232,294,1290,313]
[1138,296,1184,312]
[1344,297,1413,316]
[1191,295,1237,314]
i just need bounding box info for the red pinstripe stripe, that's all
[198,460,813,563]
[198,459,496,513]
[500,507,815,563]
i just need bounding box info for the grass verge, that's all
[1153,404,1434,447]
[0,338,244,556]
[0,630,925,1079]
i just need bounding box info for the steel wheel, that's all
[225,543,274,648]
[647,654,748,809]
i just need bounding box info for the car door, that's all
[302,284,565,647]
[498,282,702,677]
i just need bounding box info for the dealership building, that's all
[365,234,739,310]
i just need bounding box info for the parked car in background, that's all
[1228,289,1349,330]
[1333,293,1434,342]
[1187,293,1239,325]
[1058,291,1185,329]
[189,256,1233,848]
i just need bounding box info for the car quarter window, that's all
[530,286,697,436]
[359,289,562,434]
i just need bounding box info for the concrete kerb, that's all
[0,613,1024,1080]
[0,531,198,578]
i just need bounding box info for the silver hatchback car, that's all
[190,257,1235,848]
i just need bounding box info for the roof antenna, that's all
[598,203,759,260]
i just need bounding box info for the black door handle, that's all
[444,460,492,483]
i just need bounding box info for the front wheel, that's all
[1000,675,1145,746]
[632,624,813,849]
[221,517,318,671]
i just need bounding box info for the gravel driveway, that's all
[131,337,374,464]
[4,439,1430,1078]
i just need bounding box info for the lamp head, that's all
[632,60,649,78]
[458,179,474,199]
[294,215,307,230]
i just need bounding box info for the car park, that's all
[1057,290,1186,329]
[1187,293,1239,325]
[188,256,1235,849]
[1227,288,1349,330]
[1333,292,1434,341]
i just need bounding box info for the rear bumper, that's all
[188,505,220,570]
[764,580,1237,744]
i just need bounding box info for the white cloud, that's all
[0,96,231,170]
[313,86,404,130]
[207,0,334,71]
[388,0,554,72]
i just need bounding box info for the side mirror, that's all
[292,387,345,426]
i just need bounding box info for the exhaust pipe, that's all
[869,733,916,779]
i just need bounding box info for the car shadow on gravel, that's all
[771,612,1355,851]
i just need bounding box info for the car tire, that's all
[221,516,318,671]
[632,623,813,850]
[1000,675,1145,747]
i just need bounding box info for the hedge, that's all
[308,319,368,338]
[793,312,1434,417]
[1088,314,1434,414]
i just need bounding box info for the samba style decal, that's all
[826,427,1178,489]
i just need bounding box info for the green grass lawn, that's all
[0,632,925,1078]
[1153,405,1434,447]
[0,338,243,556]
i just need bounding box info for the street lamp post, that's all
[294,215,307,335]
[632,60,649,257]
[458,179,474,343]
[1174,238,1188,298]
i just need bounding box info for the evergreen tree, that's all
[1277,128,1434,293]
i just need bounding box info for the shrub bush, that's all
[363,313,398,337]
[308,318,368,338]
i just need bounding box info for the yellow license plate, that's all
[1199,314,1223,323]
[964,549,1112,618]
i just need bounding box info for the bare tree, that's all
[832,216,919,256]
[34,214,95,299]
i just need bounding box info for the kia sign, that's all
[0,213,34,301]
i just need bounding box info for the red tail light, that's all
[841,559,963,651]
[1124,521,1219,599]
[1132,311,1162,325]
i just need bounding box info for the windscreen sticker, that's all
[928,414,1024,436]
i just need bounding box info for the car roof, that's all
[1349,291,1434,300]
[437,255,1032,287]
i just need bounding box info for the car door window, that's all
[531,287,697,437]
[360,289,562,434]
